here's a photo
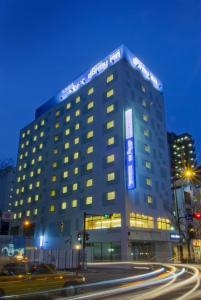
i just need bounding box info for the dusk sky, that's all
[1,0,201,163]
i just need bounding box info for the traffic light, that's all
[193,212,201,219]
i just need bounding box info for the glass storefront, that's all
[131,242,154,260]
[92,242,121,261]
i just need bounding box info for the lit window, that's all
[29,184,33,190]
[88,87,94,95]
[65,128,70,136]
[22,132,25,138]
[55,110,60,117]
[17,176,21,182]
[52,162,58,168]
[75,123,80,130]
[27,197,32,203]
[107,191,116,200]
[66,115,70,123]
[74,137,79,145]
[18,212,22,219]
[39,143,43,149]
[73,183,78,191]
[61,202,67,210]
[87,101,94,110]
[86,162,93,170]
[106,104,114,114]
[64,142,70,149]
[144,129,149,137]
[143,114,149,122]
[86,196,93,205]
[27,129,30,135]
[35,194,39,201]
[38,155,42,162]
[14,201,18,207]
[106,89,114,98]
[50,190,56,197]
[52,175,57,182]
[55,122,60,129]
[74,152,79,159]
[40,131,44,137]
[64,156,69,164]
[62,186,68,194]
[19,199,23,205]
[32,147,36,153]
[54,135,59,142]
[49,205,55,212]
[63,171,68,178]
[14,213,17,220]
[26,210,31,217]
[25,152,28,157]
[107,172,115,181]
[21,143,24,149]
[147,195,153,204]
[144,144,150,153]
[107,154,115,163]
[34,124,38,130]
[41,119,45,126]
[142,99,147,107]
[106,74,114,83]
[37,168,41,174]
[53,148,58,155]
[31,159,35,165]
[87,130,93,139]
[66,102,71,110]
[107,137,115,145]
[75,109,80,117]
[146,178,152,186]
[141,85,146,93]
[72,199,78,208]
[74,167,79,175]
[106,120,114,129]
[130,213,154,229]
[33,135,37,142]
[145,161,151,169]
[86,179,93,187]
[75,96,80,103]
[33,208,38,215]
[157,218,171,230]
[87,146,93,154]
[18,165,22,171]
[87,115,94,124]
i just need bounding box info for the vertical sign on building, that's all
[125,109,135,189]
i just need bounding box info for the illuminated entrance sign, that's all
[125,109,135,189]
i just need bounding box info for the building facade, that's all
[0,166,15,214]
[12,46,174,261]
[167,132,196,180]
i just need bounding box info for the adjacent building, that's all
[167,132,196,180]
[11,46,174,261]
[0,166,15,214]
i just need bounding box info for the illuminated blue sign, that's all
[170,233,180,240]
[36,46,162,118]
[125,109,135,189]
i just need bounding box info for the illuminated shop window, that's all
[87,101,94,110]
[87,130,93,139]
[52,175,57,182]
[62,186,68,194]
[88,87,94,95]
[74,137,80,145]
[63,171,68,178]
[86,179,93,187]
[71,199,78,208]
[107,137,115,145]
[61,201,67,210]
[86,162,93,170]
[87,115,94,124]
[106,74,114,83]
[86,213,121,230]
[157,218,171,230]
[106,89,114,98]
[107,191,115,200]
[107,154,115,164]
[49,205,55,212]
[87,146,93,154]
[130,213,154,229]
[106,104,114,114]
[86,196,93,205]
[106,120,114,129]
[107,172,115,181]
[66,115,71,123]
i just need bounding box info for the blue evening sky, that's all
[0,0,201,162]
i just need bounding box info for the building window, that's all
[87,130,93,139]
[143,114,149,122]
[66,102,71,110]
[144,129,149,137]
[34,124,38,130]
[87,115,94,124]
[74,167,79,175]
[75,123,80,130]
[87,101,94,110]
[107,191,116,200]
[65,128,70,136]
[63,171,68,178]
[86,179,93,187]
[107,172,115,181]
[106,120,114,129]
[147,195,153,204]
[144,144,151,153]
[64,156,69,164]
[86,196,93,205]
[74,152,79,160]
[72,183,78,191]
[66,115,70,123]
[61,201,67,210]
[130,213,154,229]
[49,205,55,212]
[145,161,151,169]
[75,96,80,103]
[157,218,171,230]
[52,162,58,168]
[86,213,121,230]
[86,162,93,170]
[50,190,56,197]
[106,154,115,164]
[52,175,57,182]
[62,186,68,194]
[106,104,114,114]
[106,74,114,83]
[33,208,38,215]
[71,199,78,208]
[87,146,93,154]
[55,122,60,129]
[75,109,80,117]
[64,142,70,150]
[88,87,94,95]
[106,89,114,98]
[142,99,147,107]
[107,136,115,145]
[146,177,152,186]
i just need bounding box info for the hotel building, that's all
[12,46,174,261]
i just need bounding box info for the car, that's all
[0,259,85,299]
